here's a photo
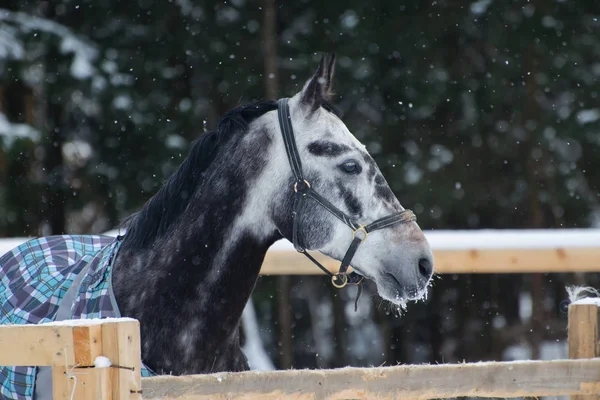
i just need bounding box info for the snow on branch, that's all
[0,8,98,79]
[0,112,40,145]
[0,23,24,59]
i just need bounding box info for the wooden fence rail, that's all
[263,247,600,275]
[142,358,600,400]
[0,302,599,399]
[4,230,600,275]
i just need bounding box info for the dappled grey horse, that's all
[0,54,433,399]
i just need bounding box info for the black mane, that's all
[120,100,278,250]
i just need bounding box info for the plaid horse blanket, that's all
[0,235,153,400]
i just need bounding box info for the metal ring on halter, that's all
[352,225,368,242]
[331,273,348,288]
[294,179,311,193]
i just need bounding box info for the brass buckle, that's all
[331,273,348,288]
[352,225,368,242]
[293,179,311,193]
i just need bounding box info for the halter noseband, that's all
[276,98,417,292]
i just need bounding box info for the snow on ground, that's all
[503,340,568,362]
[3,228,600,257]
[0,237,32,255]
[38,317,137,326]
[241,300,275,371]
[270,228,600,251]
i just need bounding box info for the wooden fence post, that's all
[101,319,143,400]
[569,302,600,400]
[0,318,141,400]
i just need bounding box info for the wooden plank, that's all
[569,304,600,359]
[433,248,600,274]
[102,320,142,400]
[0,319,140,400]
[261,247,600,275]
[115,320,142,400]
[52,367,107,400]
[98,367,113,400]
[70,325,106,400]
[0,325,76,366]
[70,362,112,400]
[73,324,103,366]
[52,366,74,400]
[569,303,600,400]
[142,358,600,400]
[102,321,122,400]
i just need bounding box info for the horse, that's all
[0,54,434,399]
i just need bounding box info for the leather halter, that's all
[276,98,417,294]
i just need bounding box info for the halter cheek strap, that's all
[276,98,417,303]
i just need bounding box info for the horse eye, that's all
[340,160,360,174]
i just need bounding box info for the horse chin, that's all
[376,272,428,306]
[349,266,373,280]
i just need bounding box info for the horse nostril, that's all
[418,257,433,280]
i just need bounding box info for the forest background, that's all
[1,0,599,369]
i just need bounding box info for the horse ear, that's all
[300,53,336,112]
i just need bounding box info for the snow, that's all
[423,228,600,250]
[503,340,568,362]
[165,134,187,149]
[0,112,40,146]
[174,0,194,17]
[576,109,600,125]
[519,292,532,321]
[61,36,96,80]
[0,24,24,59]
[268,228,600,252]
[571,298,600,306]
[112,95,132,110]
[0,237,32,255]
[241,300,275,371]
[93,356,112,368]
[38,317,137,327]
[470,0,493,16]
[62,140,93,164]
[0,9,98,80]
[340,11,359,29]
[3,228,600,257]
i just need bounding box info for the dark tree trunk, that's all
[261,0,291,370]
[43,99,66,235]
[524,46,546,360]
[329,288,348,368]
[39,4,66,235]
[262,0,278,100]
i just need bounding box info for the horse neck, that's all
[112,126,280,374]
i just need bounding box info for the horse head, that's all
[268,55,434,305]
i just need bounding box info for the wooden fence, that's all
[0,318,142,399]
[1,302,599,399]
[4,229,600,276]
[262,246,600,274]
[259,227,600,274]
